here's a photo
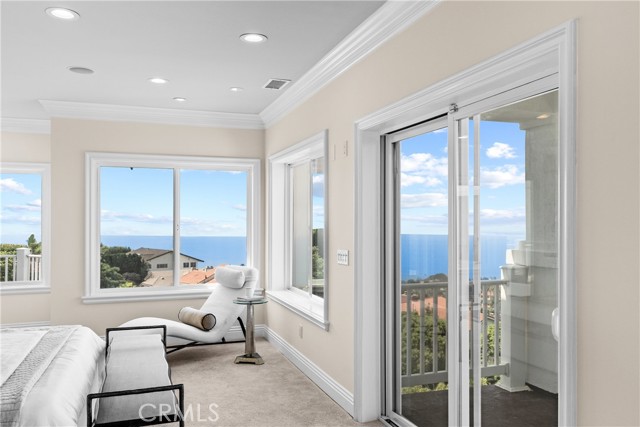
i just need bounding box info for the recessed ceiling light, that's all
[230,87,244,92]
[68,66,94,74]
[173,97,187,102]
[240,33,267,43]
[45,7,80,21]
[148,77,169,85]
[536,113,550,120]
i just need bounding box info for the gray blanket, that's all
[0,326,79,427]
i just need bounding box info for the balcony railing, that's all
[0,248,42,282]
[401,280,509,387]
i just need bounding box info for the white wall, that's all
[264,1,639,426]
[0,131,52,324]
[1,120,265,331]
[1,2,638,425]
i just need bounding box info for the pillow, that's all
[215,266,245,289]
[178,307,216,331]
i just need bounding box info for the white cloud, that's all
[0,213,41,225]
[232,204,246,211]
[480,165,524,189]
[486,142,516,159]
[400,173,442,188]
[0,178,32,195]
[101,210,172,223]
[312,175,324,197]
[401,152,448,176]
[480,208,526,221]
[402,214,448,225]
[399,152,447,189]
[401,192,448,208]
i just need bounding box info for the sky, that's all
[0,173,42,245]
[1,119,523,246]
[100,167,248,238]
[400,118,527,245]
[1,163,325,246]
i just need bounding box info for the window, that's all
[85,153,260,302]
[269,131,328,329]
[0,163,50,293]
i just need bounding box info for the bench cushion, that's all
[97,334,177,424]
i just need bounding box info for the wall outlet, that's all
[337,249,349,266]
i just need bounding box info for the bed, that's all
[0,325,105,427]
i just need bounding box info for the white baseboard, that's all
[223,323,268,342]
[262,326,355,416]
[0,321,51,328]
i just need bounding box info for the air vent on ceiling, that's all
[264,78,291,90]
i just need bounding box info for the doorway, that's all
[384,89,560,426]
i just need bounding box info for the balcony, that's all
[0,248,42,283]
[400,278,558,425]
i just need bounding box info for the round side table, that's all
[233,298,267,364]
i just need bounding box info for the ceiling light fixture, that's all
[536,113,550,120]
[148,77,169,85]
[68,66,94,74]
[45,7,80,21]
[230,87,244,92]
[240,33,267,43]
[173,97,187,102]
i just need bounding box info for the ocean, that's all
[401,234,513,280]
[101,235,247,269]
[102,234,513,280]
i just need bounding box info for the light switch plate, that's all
[337,249,349,266]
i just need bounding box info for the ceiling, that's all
[1,1,385,126]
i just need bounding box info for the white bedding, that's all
[0,326,105,427]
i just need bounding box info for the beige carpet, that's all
[167,338,383,427]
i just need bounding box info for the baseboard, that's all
[0,320,51,328]
[262,326,355,416]
[223,323,268,341]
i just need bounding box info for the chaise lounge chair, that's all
[119,265,259,353]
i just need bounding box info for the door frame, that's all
[353,21,576,425]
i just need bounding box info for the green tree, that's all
[100,262,126,288]
[100,245,149,287]
[26,234,41,254]
[312,245,324,279]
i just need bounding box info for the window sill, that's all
[0,283,50,295]
[267,289,329,330]
[83,287,214,304]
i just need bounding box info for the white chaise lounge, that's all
[119,265,259,352]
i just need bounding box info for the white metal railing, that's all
[0,249,42,282]
[401,280,508,387]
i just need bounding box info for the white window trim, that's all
[353,21,576,423]
[268,130,329,329]
[0,162,51,295]
[83,152,260,303]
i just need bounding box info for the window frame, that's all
[268,130,329,329]
[84,152,260,303]
[0,162,51,294]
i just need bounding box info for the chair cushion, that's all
[215,266,245,288]
[178,307,216,331]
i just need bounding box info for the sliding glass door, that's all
[385,87,560,426]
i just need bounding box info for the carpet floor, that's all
[167,338,383,427]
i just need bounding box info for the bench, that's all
[87,325,184,427]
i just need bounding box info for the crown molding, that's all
[39,100,265,130]
[259,0,440,129]
[1,118,51,134]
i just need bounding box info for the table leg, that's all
[234,303,264,365]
